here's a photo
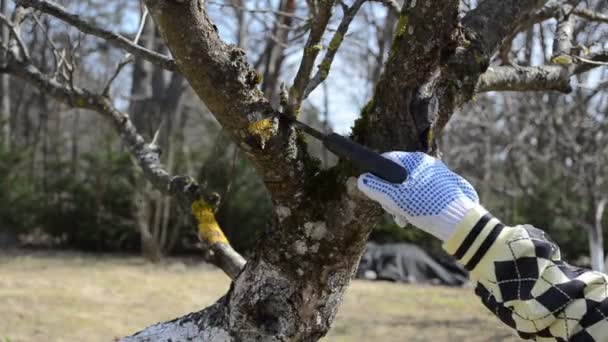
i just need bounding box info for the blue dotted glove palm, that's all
[357,152,480,241]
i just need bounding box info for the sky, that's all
[111,1,370,134]
[106,1,607,134]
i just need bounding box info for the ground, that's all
[0,251,518,342]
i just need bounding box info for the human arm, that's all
[358,152,608,341]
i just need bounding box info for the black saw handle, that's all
[323,133,408,184]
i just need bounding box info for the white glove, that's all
[357,151,480,241]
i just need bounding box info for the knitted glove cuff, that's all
[419,196,479,241]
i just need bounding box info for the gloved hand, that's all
[357,151,480,241]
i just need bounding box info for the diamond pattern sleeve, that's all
[444,206,608,341]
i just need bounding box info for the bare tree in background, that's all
[443,5,608,272]
[2,0,608,340]
[0,0,9,150]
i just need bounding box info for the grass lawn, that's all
[0,251,518,341]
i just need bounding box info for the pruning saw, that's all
[277,113,408,184]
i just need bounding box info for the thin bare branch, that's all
[103,7,149,95]
[574,51,608,74]
[287,0,335,114]
[575,55,608,66]
[102,56,134,95]
[303,0,366,99]
[497,4,557,64]
[0,12,30,61]
[574,8,608,23]
[208,0,306,21]
[16,0,177,71]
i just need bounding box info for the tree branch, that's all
[354,0,461,151]
[497,2,558,64]
[432,0,548,136]
[0,11,30,61]
[16,0,178,71]
[133,3,389,341]
[574,8,608,24]
[143,0,309,204]
[1,47,245,280]
[477,65,572,93]
[495,1,606,65]
[575,51,608,74]
[303,0,366,99]
[479,49,608,94]
[287,0,335,113]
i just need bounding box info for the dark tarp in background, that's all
[356,243,468,286]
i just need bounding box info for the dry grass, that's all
[0,251,518,342]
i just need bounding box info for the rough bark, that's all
[432,0,547,135]
[354,0,461,152]
[477,65,572,93]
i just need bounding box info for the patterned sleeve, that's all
[443,206,608,341]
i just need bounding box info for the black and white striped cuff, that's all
[443,205,505,271]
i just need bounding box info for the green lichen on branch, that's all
[245,70,264,89]
[303,160,347,203]
[328,33,343,52]
[319,60,331,79]
[351,99,374,144]
[298,133,346,203]
[305,44,323,55]
[388,12,409,61]
[551,55,573,65]
[395,13,409,39]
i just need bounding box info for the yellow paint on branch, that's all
[551,55,573,65]
[191,199,228,244]
[247,118,275,141]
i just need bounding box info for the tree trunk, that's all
[590,236,604,273]
[135,183,162,263]
[593,197,606,273]
[128,16,187,259]
[1,0,10,151]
